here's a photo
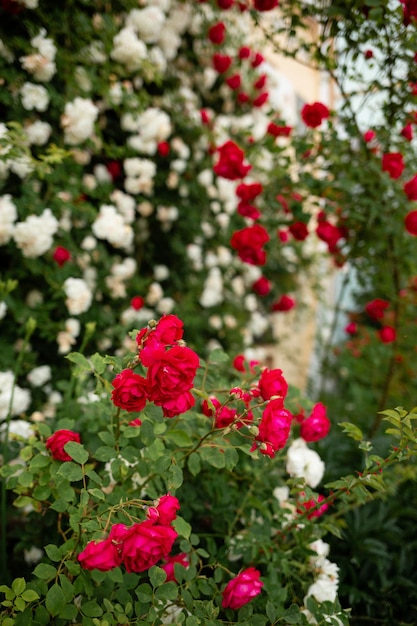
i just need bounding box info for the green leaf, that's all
[199,446,225,469]
[21,590,39,602]
[57,462,83,482]
[188,452,201,476]
[64,441,89,465]
[12,578,25,596]
[88,488,105,501]
[167,464,183,489]
[90,352,107,375]
[33,563,57,580]
[149,566,167,588]
[339,422,363,441]
[154,582,178,601]
[81,600,103,617]
[65,352,91,371]
[45,583,66,617]
[45,544,62,562]
[135,583,152,603]
[173,516,192,539]
[93,446,116,462]
[165,430,193,447]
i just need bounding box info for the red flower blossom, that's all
[236,181,263,201]
[405,209,417,235]
[212,53,232,73]
[382,152,405,179]
[271,294,295,312]
[378,326,396,343]
[301,102,330,128]
[230,224,269,265]
[222,567,263,610]
[131,296,144,310]
[253,74,267,90]
[253,0,278,9]
[121,521,178,573]
[255,399,292,458]
[78,525,125,571]
[267,122,292,137]
[238,46,251,59]
[300,402,330,442]
[258,367,288,400]
[401,122,413,141]
[345,321,357,335]
[213,140,251,180]
[208,22,226,44]
[161,553,189,582]
[365,298,389,320]
[157,141,170,157]
[289,221,309,241]
[237,201,261,219]
[111,369,149,413]
[297,493,329,519]
[252,92,269,107]
[52,246,71,267]
[226,74,242,90]
[251,52,264,67]
[146,494,180,526]
[404,174,417,200]
[46,430,81,462]
[252,276,271,296]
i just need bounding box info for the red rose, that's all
[300,402,330,442]
[157,141,170,157]
[251,52,264,67]
[252,276,271,296]
[212,53,232,74]
[289,221,309,241]
[208,22,226,44]
[297,493,329,519]
[382,152,405,179]
[226,74,242,90]
[146,345,199,405]
[235,182,263,201]
[252,92,269,107]
[111,369,149,413]
[153,314,184,345]
[121,521,178,573]
[253,74,267,90]
[214,405,238,429]
[267,122,292,137]
[255,398,292,458]
[201,395,221,416]
[253,0,278,9]
[258,368,288,400]
[301,102,330,128]
[345,321,357,335]
[363,130,376,143]
[365,298,389,320]
[401,123,413,141]
[161,553,189,582]
[147,494,180,526]
[222,567,263,610]
[271,294,295,312]
[404,174,417,200]
[378,325,396,343]
[131,296,144,310]
[405,210,417,235]
[106,160,122,181]
[52,246,71,267]
[213,140,251,180]
[78,524,126,571]
[237,201,261,219]
[238,46,251,59]
[160,391,196,417]
[45,429,81,462]
[230,224,269,266]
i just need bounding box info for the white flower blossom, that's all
[20,82,49,112]
[25,120,52,146]
[0,371,31,421]
[0,194,17,245]
[111,28,147,72]
[92,204,133,250]
[200,267,223,307]
[286,438,325,488]
[13,208,58,258]
[27,365,51,387]
[63,278,93,315]
[126,7,166,43]
[61,97,99,145]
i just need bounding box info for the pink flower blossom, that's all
[221,567,263,610]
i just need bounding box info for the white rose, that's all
[20,82,49,111]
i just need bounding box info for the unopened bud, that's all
[148,319,157,328]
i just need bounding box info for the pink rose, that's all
[213,140,252,180]
[221,567,263,610]
[300,403,330,442]
[146,344,199,405]
[121,521,178,573]
[45,429,81,462]
[255,399,292,458]
[382,152,405,179]
[111,369,149,413]
[301,102,330,128]
[258,368,288,400]
[147,494,180,526]
[230,224,270,266]
[161,552,189,582]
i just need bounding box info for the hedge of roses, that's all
[2,0,417,624]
